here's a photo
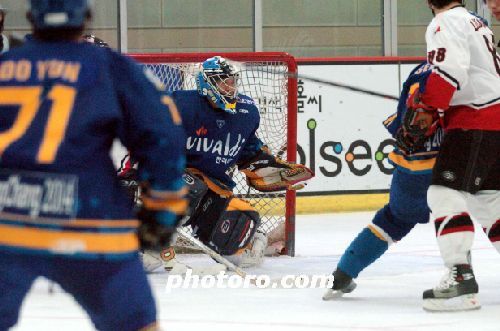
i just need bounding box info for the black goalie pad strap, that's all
[182,170,209,215]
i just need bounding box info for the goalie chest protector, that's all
[170,90,263,189]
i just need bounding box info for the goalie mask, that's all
[196,56,240,114]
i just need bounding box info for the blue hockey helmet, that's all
[196,56,240,114]
[27,0,93,29]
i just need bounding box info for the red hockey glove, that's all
[396,90,440,154]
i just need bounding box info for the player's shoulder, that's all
[237,94,256,105]
[439,7,486,33]
[4,38,112,62]
[170,89,200,100]
[236,94,259,116]
[168,90,203,117]
[407,62,432,81]
[107,51,166,91]
[107,49,142,73]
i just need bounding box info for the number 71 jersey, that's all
[423,7,500,131]
[0,39,186,258]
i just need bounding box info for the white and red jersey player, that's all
[420,2,500,312]
[422,5,500,130]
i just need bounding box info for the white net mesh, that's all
[138,55,294,253]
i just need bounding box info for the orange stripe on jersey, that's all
[0,212,139,228]
[0,224,139,254]
[141,197,188,213]
[148,186,188,200]
[368,224,388,242]
[187,168,233,197]
[162,95,182,125]
[383,113,397,126]
[389,152,436,171]
[408,82,420,95]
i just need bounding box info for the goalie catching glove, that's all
[396,90,440,155]
[239,147,314,192]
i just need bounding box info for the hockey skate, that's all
[323,269,357,300]
[423,264,480,312]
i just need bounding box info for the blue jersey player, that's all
[121,56,313,270]
[323,62,443,300]
[0,1,186,330]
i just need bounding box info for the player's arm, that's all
[393,62,440,154]
[112,53,187,249]
[421,16,470,110]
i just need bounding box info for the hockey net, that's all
[131,52,298,256]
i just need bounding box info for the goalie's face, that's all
[208,73,239,101]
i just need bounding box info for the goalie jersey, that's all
[169,90,264,189]
[384,62,443,174]
[0,39,186,259]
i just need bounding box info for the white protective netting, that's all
[138,54,295,254]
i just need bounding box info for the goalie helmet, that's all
[27,0,93,29]
[196,56,240,114]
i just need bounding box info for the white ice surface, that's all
[12,212,500,331]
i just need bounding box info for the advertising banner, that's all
[296,63,403,195]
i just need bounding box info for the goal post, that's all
[130,52,298,256]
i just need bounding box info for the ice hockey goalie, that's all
[119,55,313,272]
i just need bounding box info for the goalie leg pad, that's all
[182,170,209,215]
[187,189,231,244]
[208,198,260,256]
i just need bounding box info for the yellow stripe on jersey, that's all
[187,168,234,198]
[141,196,188,213]
[368,224,389,242]
[148,186,188,200]
[383,113,397,127]
[409,82,420,95]
[0,212,139,228]
[0,223,139,254]
[389,152,436,172]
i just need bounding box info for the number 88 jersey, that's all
[423,6,500,131]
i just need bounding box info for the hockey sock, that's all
[337,227,389,278]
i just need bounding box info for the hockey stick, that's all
[255,66,400,101]
[176,227,329,289]
[176,227,248,279]
[289,72,400,101]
